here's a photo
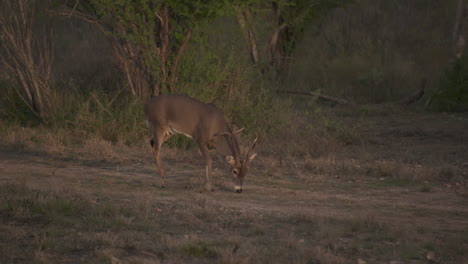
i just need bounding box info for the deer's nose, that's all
[235,189,242,193]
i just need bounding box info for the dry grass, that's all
[0,110,467,263]
[302,156,441,183]
[1,169,467,263]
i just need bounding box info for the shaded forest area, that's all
[0,0,467,139]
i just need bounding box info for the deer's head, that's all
[223,129,258,193]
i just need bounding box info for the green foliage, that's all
[79,0,165,93]
[0,82,42,125]
[0,84,147,145]
[324,119,356,145]
[168,0,250,23]
[72,0,250,95]
[429,58,468,112]
[176,24,274,134]
[272,0,350,53]
[63,90,147,144]
[2,0,465,155]
[287,0,449,103]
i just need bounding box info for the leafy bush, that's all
[0,82,42,125]
[429,58,468,112]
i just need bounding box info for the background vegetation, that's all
[0,0,467,152]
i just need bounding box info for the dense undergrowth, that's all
[0,0,467,158]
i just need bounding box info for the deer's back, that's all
[144,94,228,140]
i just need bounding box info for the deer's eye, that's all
[232,169,239,175]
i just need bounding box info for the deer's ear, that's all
[248,153,257,163]
[225,155,236,165]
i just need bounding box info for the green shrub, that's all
[0,82,42,125]
[429,58,468,112]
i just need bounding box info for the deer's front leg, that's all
[199,144,213,192]
[151,130,167,188]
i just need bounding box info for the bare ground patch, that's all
[0,111,467,263]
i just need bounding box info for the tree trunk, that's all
[238,9,260,64]
[453,0,467,59]
[170,28,193,91]
[159,3,170,95]
[268,1,295,79]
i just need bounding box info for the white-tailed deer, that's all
[144,94,258,193]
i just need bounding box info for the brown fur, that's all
[144,94,257,192]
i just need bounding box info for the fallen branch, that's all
[277,90,355,106]
[280,79,426,107]
[399,78,426,105]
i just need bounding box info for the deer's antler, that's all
[245,134,258,162]
[233,128,245,135]
[215,131,241,162]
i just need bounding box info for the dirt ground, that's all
[0,110,467,264]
